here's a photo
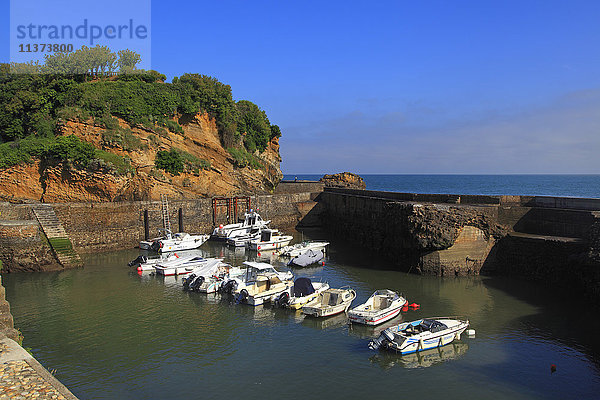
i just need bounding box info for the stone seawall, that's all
[319,188,600,299]
[320,189,504,276]
[49,192,321,253]
[0,220,61,272]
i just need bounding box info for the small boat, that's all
[220,261,294,295]
[139,228,172,250]
[348,290,407,326]
[235,274,294,306]
[153,232,210,253]
[278,241,329,257]
[153,256,217,276]
[287,248,324,267]
[184,264,244,293]
[247,229,293,251]
[182,261,238,293]
[302,287,356,317]
[226,228,263,247]
[368,317,469,354]
[211,211,270,241]
[130,253,180,272]
[273,277,330,309]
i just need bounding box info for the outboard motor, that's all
[236,289,249,304]
[128,255,148,267]
[274,292,290,307]
[220,280,237,295]
[368,329,395,350]
[183,274,196,290]
[190,276,205,292]
[151,241,162,252]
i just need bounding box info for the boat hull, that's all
[302,303,350,317]
[348,305,402,326]
[249,238,292,251]
[154,267,195,276]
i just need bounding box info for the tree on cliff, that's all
[117,49,142,73]
[0,51,282,172]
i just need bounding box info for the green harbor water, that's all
[3,233,600,399]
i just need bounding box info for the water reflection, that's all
[347,315,405,339]
[369,342,470,370]
[301,313,349,330]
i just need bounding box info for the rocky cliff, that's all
[320,172,366,189]
[0,113,282,203]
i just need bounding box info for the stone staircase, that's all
[31,205,83,268]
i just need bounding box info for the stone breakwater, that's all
[319,187,600,300]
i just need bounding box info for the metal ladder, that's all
[161,194,172,233]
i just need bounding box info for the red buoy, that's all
[409,303,420,309]
[551,364,557,373]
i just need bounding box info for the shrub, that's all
[101,127,144,151]
[155,148,184,175]
[46,135,96,167]
[227,147,263,169]
[92,150,135,175]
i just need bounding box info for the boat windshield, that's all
[421,319,448,333]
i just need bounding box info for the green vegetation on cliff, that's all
[0,46,281,173]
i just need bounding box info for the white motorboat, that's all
[139,228,172,250]
[235,273,294,306]
[130,253,180,272]
[368,317,470,354]
[302,287,356,317]
[211,211,270,241]
[287,248,324,267]
[226,228,263,247]
[153,232,210,253]
[273,277,330,309]
[348,289,407,326]
[247,229,293,251]
[220,261,293,295]
[153,255,217,276]
[183,264,244,294]
[278,241,330,257]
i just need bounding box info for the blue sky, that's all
[2,1,600,174]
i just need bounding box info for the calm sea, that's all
[284,174,600,198]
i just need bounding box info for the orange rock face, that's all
[0,113,283,203]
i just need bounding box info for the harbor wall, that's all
[47,191,321,253]
[0,220,61,273]
[318,188,600,298]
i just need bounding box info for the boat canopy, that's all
[242,261,277,270]
[293,277,315,297]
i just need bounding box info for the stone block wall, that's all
[274,181,324,194]
[0,221,61,272]
[47,192,322,253]
[0,275,18,340]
